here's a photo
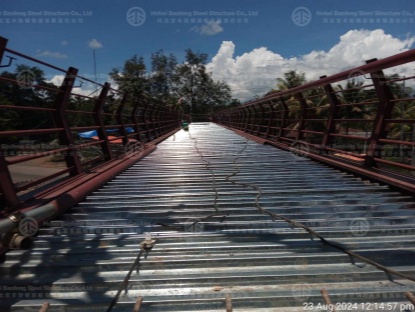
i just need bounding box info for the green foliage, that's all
[110,48,232,121]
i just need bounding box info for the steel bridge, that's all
[1,36,415,311]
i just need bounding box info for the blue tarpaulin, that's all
[78,127,134,139]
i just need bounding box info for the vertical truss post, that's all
[0,156,19,208]
[132,100,144,145]
[364,59,395,168]
[243,107,251,132]
[235,108,242,129]
[93,82,113,161]
[235,109,242,129]
[257,103,265,136]
[155,103,164,135]
[320,76,340,152]
[53,67,83,176]
[0,37,19,207]
[255,103,264,136]
[116,92,130,146]
[0,36,8,65]
[278,97,289,141]
[265,100,276,139]
[142,101,151,142]
[248,105,255,133]
[294,92,308,141]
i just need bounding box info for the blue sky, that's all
[1,0,414,100]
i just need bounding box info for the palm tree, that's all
[275,70,307,90]
[335,79,372,136]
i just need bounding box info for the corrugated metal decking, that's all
[2,123,415,311]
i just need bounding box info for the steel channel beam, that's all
[116,92,130,146]
[294,92,308,141]
[0,36,20,208]
[53,67,83,176]
[364,59,395,168]
[320,76,340,151]
[278,97,289,141]
[93,82,113,161]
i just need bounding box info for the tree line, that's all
[0,48,237,143]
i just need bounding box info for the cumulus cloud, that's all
[88,38,103,49]
[191,20,223,36]
[61,40,69,46]
[35,50,68,59]
[47,75,101,97]
[207,29,415,102]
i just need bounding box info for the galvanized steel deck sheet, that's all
[2,123,415,311]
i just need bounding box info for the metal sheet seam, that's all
[223,135,415,284]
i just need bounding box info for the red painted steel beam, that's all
[265,101,275,139]
[320,76,340,149]
[53,67,83,176]
[364,60,395,168]
[93,82,113,161]
[116,93,130,146]
[0,36,19,207]
[294,92,308,141]
[278,97,289,140]
[132,100,144,144]
[0,36,8,63]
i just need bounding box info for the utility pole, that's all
[93,49,97,83]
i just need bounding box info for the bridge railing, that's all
[0,36,182,209]
[213,50,415,194]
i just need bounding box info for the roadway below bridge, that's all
[2,122,415,311]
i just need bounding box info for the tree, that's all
[0,66,58,139]
[275,70,306,90]
[150,50,177,104]
[173,49,231,121]
[109,55,149,100]
[335,79,372,135]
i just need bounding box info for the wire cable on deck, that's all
[188,129,220,213]
[106,235,155,312]
[226,138,415,284]
[106,249,143,312]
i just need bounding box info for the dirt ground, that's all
[8,156,67,184]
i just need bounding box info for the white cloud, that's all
[88,38,103,49]
[191,20,223,36]
[207,29,415,102]
[35,50,68,59]
[61,40,69,46]
[46,74,99,97]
